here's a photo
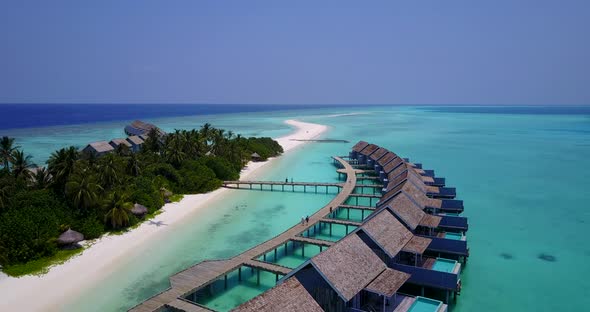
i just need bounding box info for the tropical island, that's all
[0,123,283,276]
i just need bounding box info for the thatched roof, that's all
[251,152,261,158]
[126,136,144,145]
[57,229,84,245]
[361,209,413,258]
[160,187,173,197]
[131,203,148,216]
[369,148,388,161]
[386,171,408,191]
[233,277,323,312]
[351,141,369,152]
[383,157,403,174]
[377,152,397,167]
[311,234,386,301]
[109,138,132,148]
[384,193,424,231]
[402,236,432,255]
[359,144,379,156]
[85,141,114,153]
[383,192,441,230]
[364,268,410,297]
[377,182,404,206]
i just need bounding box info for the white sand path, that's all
[0,119,328,312]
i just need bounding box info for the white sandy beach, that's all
[0,119,328,312]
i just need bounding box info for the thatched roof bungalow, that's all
[109,138,132,150]
[131,203,148,217]
[251,152,261,161]
[57,229,84,247]
[82,141,114,157]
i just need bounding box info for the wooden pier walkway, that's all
[130,156,358,312]
[319,218,362,227]
[222,180,343,193]
[339,204,376,210]
[290,236,335,247]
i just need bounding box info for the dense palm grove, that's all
[0,124,283,268]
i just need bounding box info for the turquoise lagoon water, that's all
[257,240,322,269]
[4,105,590,311]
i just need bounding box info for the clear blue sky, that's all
[1,0,588,105]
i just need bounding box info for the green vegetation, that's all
[2,248,85,277]
[0,124,283,274]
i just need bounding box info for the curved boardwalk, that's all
[130,156,357,312]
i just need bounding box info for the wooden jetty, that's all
[129,156,358,312]
[222,180,343,193]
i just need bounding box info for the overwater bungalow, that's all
[124,120,166,137]
[375,151,398,173]
[82,141,114,157]
[350,141,369,159]
[357,209,461,304]
[375,197,468,261]
[367,147,389,168]
[385,169,456,199]
[233,277,324,312]
[358,144,379,164]
[126,135,144,152]
[282,234,422,312]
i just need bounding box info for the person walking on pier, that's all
[285,178,288,183]
[301,217,305,225]
[305,215,309,224]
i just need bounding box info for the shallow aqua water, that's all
[5,106,589,311]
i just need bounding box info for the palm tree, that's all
[126,153,141,177]
[165,133,186,167]
[65,170,102,213]
[11,150,35,180]
[47,146,79,190]
[0,136,19,172]
[32,167,52,189]
[103,192,132,229]
[97,154,122,189]
[0,178,12,210]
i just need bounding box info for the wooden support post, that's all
[285,242,288,255]
[276,274,279,282]
[271,184,273,191]
[263,253,266,261]
[347,208,350,219]
[304,185,306,192]
[302,243,305,257]
[260,184,262,190]
[356,196,359,205]
[257,269,260,285]
[282,185,284,191]
[249,184,252,189]
[315,185,317,193]
[329,223,332,236]
[224,274,227,289]
[238,267,242,281]
[320,245,323,252]
[345,224,349,235]
[326,186,328,194]
[361,209,365,220]
[274,248,277,261]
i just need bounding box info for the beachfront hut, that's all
[82,141,114,157]
[109,138,132,152]
[57,229,84,248]
[251,152,261,162]
[131,203,148,218]
[233,277,323,312]
[126,136,144,152]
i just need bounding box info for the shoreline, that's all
[0,119,329,311]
